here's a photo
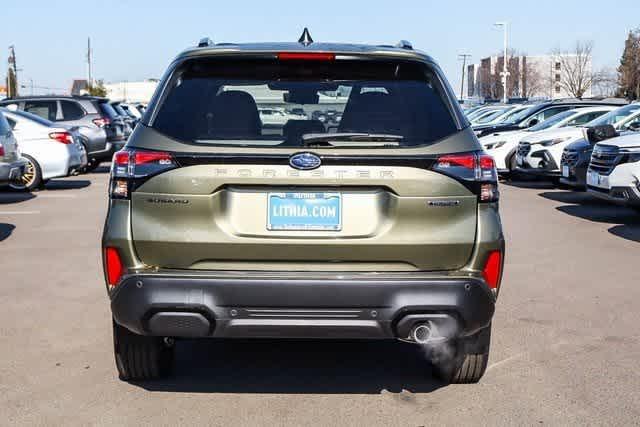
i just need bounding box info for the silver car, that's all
[0,110,27,186]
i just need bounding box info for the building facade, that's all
[466,54,592,101]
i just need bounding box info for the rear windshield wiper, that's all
[301,133,403,147]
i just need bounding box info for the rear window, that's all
[9,109,54,127]
[0,111,10,135]
[98,102,119,120]
[151,58,459,148]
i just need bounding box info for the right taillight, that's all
[109,148,177,199]
[93,117,111,128]
[432,151,499,203]
[482,250,503,291]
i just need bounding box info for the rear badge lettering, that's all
[146,198,189,205]
[428,200,461,207]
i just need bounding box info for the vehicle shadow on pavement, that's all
[0,192,36,204]
[501,180,556,190]
[133,339,445,394]
[0,223,15,242]
[91,165,111,174]
[539,191,640,242]
[43,180,91,191]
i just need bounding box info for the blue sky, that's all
[2,0,639,95]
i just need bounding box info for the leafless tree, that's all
[592,68,620,97]
[553,41,596,98]
[521,60,545,98]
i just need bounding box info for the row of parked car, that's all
[0,95,145,191]
[465,99,640,212]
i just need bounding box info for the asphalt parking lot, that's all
[1,169,639,426]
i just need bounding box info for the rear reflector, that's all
[482,250,502,290]
[277,52,335,61]
[105,247,124,287]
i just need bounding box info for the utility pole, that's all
[458,54,472,100]
[87,37,93,87]
[494,22,509,103]
[7,45,18,97]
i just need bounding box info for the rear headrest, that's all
[338,91,402,134]
[282,119,325,145]
[207,90,261,138]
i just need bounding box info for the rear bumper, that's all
[0,158,28,185]
[110,272,495,340]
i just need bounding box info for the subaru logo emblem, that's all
[289,152,321,170]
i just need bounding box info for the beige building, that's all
[467,54,592,101]
[104,80,160,104]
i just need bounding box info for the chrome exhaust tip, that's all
[411,323,432,344]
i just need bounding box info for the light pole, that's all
[494,22,509,103]
[458,54,472,101]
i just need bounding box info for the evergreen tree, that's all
[618,30,640,100]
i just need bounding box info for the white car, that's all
[483,107,614,174]
[587,133,640,211]
[1,108,87,191]
[259,108,306,128]
[477,105,529,126]
[514,106,617,178]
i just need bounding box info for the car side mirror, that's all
[586,125,618,143]
[527,119,539,127]
[628,121,640,131]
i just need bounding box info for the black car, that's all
[474,99,628,138]
[111,102,135,139]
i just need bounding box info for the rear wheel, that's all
[432,326,491,384]
[9,154,42,192]
[112,320,173,381]
[84,159,102,173]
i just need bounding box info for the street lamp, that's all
[494,22,509,103]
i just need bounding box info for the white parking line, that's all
[37,194,78,199]
[0,211,41,215]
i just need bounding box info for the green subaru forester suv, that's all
[102,32,505,384]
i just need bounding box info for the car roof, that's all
[567,106,617,114]
[176,41,436,64]
[0,95,108,102]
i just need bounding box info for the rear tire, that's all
[112,320,173,381]
[9,154,42,192]
[84,159,101,173]
[432,326,491,384]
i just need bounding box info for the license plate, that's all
[268,192,342,231]
[562,165,569,178]
[587,171,609,189]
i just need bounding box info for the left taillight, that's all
[432,151,499,203]
[104,247,124,288]
[110,149,177,199]
[49,131,74,145]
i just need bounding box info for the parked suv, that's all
[102,37,505,384]
[0,110,27,186]
[0,96,124,170]
[587,132,640,210]
[560,104,640,189]
[513,106,615,180]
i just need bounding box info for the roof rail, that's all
[396,40,413,50]
[198,37,213,48]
